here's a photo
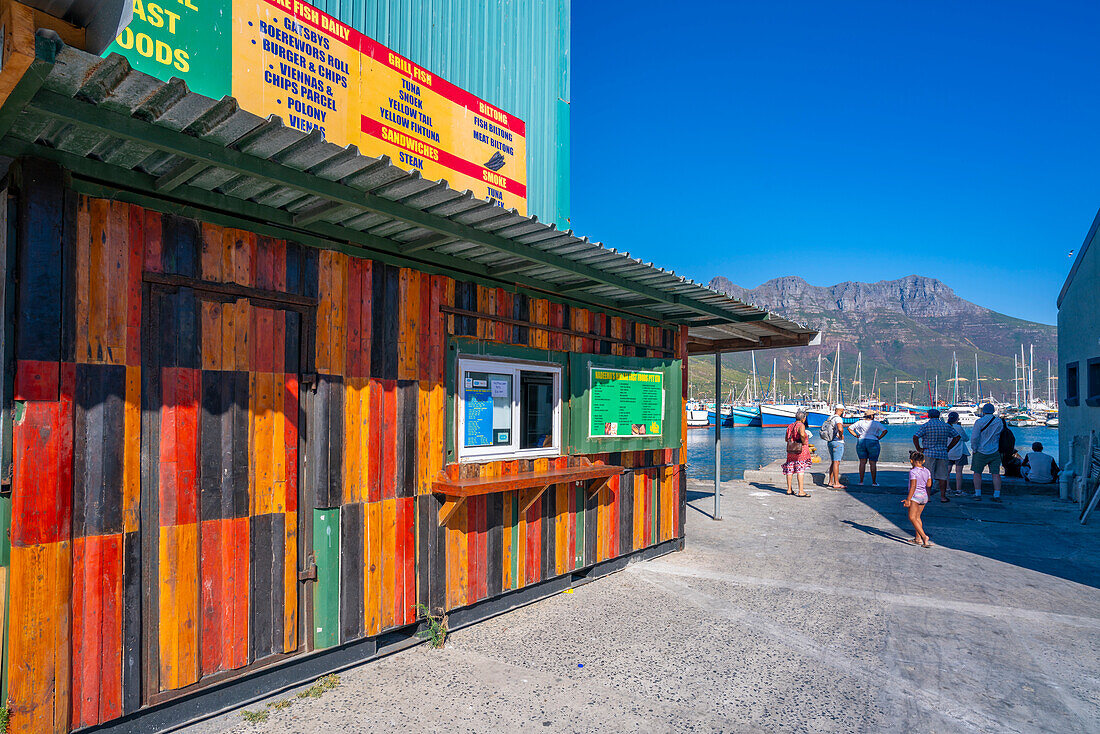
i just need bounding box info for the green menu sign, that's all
[589,368,664,438]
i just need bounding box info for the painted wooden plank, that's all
[283,510,297,654]
[541,482,554,581]
[382,380,397,500]
[8,541,71,734]
[16,161,63,369]
[365,500,381,636]
[106,201,129,362]
[381,497,396,628]
[401,496,416,624]
[585,469,599,566]
[486,490,503,598]
[86,197,108,362]
[367,379,382,503]
[394,495,408,624]
[416,491,430,613]
[555,484,568,575]
[71,533,123,727]
[312,508,339,649]
[199,517,226,676]
[122,529,141,713]
[11,390,72,547]
[618,470,633,556]
[158,521,199,690]
[345,257,363,378]
[340,503,364,643]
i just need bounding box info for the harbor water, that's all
[685,423,1060,482]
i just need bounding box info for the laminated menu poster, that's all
[104,0,528,213]
[589,368,664,438]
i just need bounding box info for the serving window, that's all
[457,357,562,461]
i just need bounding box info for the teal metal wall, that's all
[312,0,571,228]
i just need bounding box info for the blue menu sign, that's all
[464,387,494,446]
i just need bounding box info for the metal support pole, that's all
[714,351,722,520]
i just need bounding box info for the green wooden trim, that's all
[445,337,571,463]
[23,88,764,323]
[566,353,683,455]
[312,509,340,650]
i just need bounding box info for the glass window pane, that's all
[520,371,555,449]
[463,370,513,447]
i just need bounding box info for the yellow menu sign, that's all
[107,0,527,213]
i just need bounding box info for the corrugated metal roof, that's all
[0,37,817,353]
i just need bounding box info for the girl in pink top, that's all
[905,451,933,547]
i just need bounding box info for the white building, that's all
[1057,207,1100,474]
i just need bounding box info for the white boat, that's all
[686,400,710,428]
[1045,416,1059,428]
[880,411,916,425]
[947,405,979,426]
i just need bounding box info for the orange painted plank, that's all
[106,201,129,362]
[88,197,108,363]
[200,222,222,282]
[158,522,199,691]
[365,501,382,636]
[417,382,430,495]
[9,541,71,734]
[283,511,298,653]
[555,484,567,575]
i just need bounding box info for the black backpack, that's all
[997,418,1015,455]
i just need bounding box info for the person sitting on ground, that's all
[946,411,970,497]
[849,410,888,486]
[913,408,959,503]
[820,404,846,490]
[783,410,813,498]
[970,403,1005,501]
[1021,442,1059,484]
[1003,448,1024,478]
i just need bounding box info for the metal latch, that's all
[301,373,318,392]
[298,553,317,582]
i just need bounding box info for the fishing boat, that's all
[707,404,734,427]
[805,402,831,429]
[1045,415,1059,428]
[880,411,916,425]
[759,404,801,428]
[729,405,762,427]
[686,399,710,428]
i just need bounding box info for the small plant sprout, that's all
[415,603,448,648]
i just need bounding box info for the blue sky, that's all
[569,1,1100,325]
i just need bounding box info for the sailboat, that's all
[759,358,803,427]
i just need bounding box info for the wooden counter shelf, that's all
[432,460,625,525]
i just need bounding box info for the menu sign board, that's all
[588,368,664,438]
[105,0,528,213]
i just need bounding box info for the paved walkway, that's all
[188,480,1100,733]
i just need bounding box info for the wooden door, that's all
[141,284,303,699]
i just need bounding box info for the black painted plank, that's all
[71,362,91,537]
[15,159,63,363]
[486,493,502,596]
[59,189,77,363]
[619,471,634,556]
[175,287,200,370]
[369,263,386,379]
[339,503,364,643]
[383,265,399,380]
[200,370,224,521]
[249,513,274,662]
[139,284,163,694]
[398,380,417,499]
[271,512,286,651]
[585,479,598,567]
[122,529,142,715]
[325,375,344,509]
[284,311,300,375]
[309,375,330,509]
[100,363,125,534]
[231,370,250,518]
[512,293,528,345]
[428,493,446,613]
[285,241,302,295]
[415,494,429,612]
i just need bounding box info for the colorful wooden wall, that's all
[2,160,686,733]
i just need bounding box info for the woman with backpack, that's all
[784,410,813,497]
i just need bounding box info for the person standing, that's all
[820,404,846,490]
[904,450,933,547]
[783,410,813,498]
[913,408,959,503]
[946,411,970,496]
[849,410,888,486]
[970,403,1005,501]
[1022,442,1059,484]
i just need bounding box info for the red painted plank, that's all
[14,359,59,402]
[11,376,73,546]
[418,274,431,381]
[395,496,407,623]
[71,533,123,727]
[200,518,224,676]
[226,516,250,670]
[142,208,162,273]
[525,494,540,585]
[367,379,382,503]
[126,206,143,367]
[160,367,200,526]
[346,259,363,378]
[476,493,488,602]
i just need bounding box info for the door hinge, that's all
[298,553,317,582]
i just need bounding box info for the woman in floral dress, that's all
[784,409,812,497]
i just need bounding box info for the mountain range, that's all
[689,275,1056,405]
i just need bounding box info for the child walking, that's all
[905,450,933,547]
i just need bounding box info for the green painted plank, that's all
[312,508,341,650]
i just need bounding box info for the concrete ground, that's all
[187,480,1100,734]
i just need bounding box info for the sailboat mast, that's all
[817,354,822,402]
[751,351,758,402]
[1014,354,1019,406]
[1029,344,1034,406]
[975,352,981,404]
